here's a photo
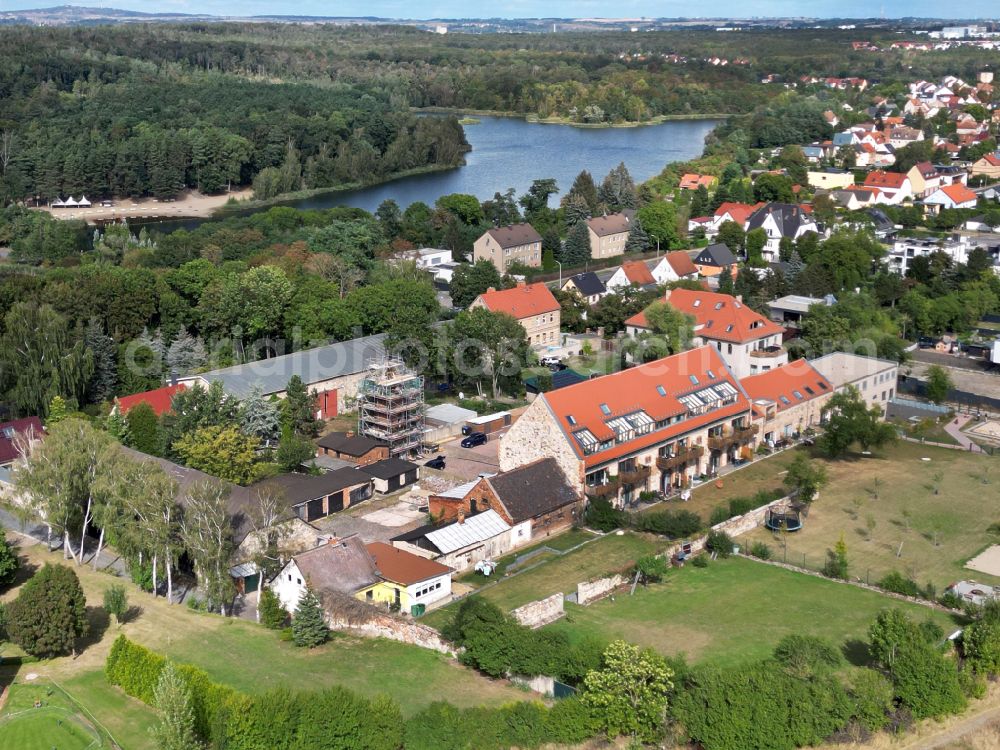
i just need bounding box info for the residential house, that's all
[888,126,924,149]
[177,333,386,419]
[651,251,699,284]
[401,247,456,282]
[745,203,820,261]
[679,173,718,190]
[358,457,420,494]
[863,171,913,205]
[807,170,855,190]
[470,282,561,348]
[315,431,388,467]
[906,162,942,198]
[830,187,879,211]
[692,243,738,277]
[767,294,836,326]
[585,213,632,259]
[561,271,607,305]
[712,202,762,233]
[742,361,833,445]
[472,223,543,274]
[359,542,452,611]
[428,457,583,542]
[0,416,43,490]
[261,468,374,522]
[606,260,657,291]
[810,352,898,415]
[114,383,187,417]
[971,153,1000,180]
[923,183,978,211]
[271,535,379,612]
[886,235,981,275]
[391,507,513,573]
[498,346,756,503]
[625,288,786,378]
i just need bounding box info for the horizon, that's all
[3,2,1000,21]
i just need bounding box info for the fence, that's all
[898,374,1000,412]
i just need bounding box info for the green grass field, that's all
[741,441,1000,591]
[457,528,598,585]
[545,556,960,668]
[0,681,108,750]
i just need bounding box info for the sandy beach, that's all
[33,188,254,223]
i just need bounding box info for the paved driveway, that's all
[436,433,503,480]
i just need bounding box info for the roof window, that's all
[600,403,611,415]
[779,395,791,405]
[567,415,576,426]
[692,299,701,307]
[689,375,699,385]
[656,385,667,396]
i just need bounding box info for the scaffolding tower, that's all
[357,358,425,458]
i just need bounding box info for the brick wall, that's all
[511,593,565,628]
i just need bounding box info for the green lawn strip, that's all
[544,556,959,669]
[739,441,1000,592]
[58,670,159,750]
[458,528,600,586]
[150,617,524,716]
[0,681,105,750]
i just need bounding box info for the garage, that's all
[360,457,420,495]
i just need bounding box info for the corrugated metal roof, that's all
[188,334,386,398]
[425,510,511,554]
[437,477,489,500]
[425,403,477,426]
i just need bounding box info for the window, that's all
[689,375,699,385]
[693,299,701,307]
[366,590,373,600]
[792,390,803,400]
[714,302,723,310]
[779,395,791,405]
[727,344,733,354]
[288,574,292,581]
[707,369,716,380]
[567,415,576,426]
[600,403,611,415]
[725,324,734,332]
[656,385,666,396]
[297,578,302,585]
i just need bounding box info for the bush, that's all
[544,697,598,744]
[635,555,669,584]
[728,496,755,517]
[130,560,154,592]
[705,530,734,558]
[103,585,129,627]
[691,555,709,568]
[585,497,627,532]
[891,640,966,719]
[939,590,964,610]
[6,563,88,658]
[258,587,288,630]
[772,634,842,679]
[633,508,702,538]
[708,506,730,526]
[0,525,19,588]
[749,541,772,560]
[877,571,933,600]
[849,669,894,732]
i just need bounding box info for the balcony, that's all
[707,424,759,451]
[617,464,652,486]
[656,445,705,471]
[586,477,620,499]
[750,345,786,359]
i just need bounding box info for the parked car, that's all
[918,336,937,349]
[540,356,562,367]
[461,432,488,448]
[424,455,446,470]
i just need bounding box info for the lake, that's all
[146,115,720,233]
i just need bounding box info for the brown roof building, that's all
[586,212,632,259]
[472,223,543,274]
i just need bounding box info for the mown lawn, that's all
[457,528,598,586]
[0,680,113,750]
[741,441,1000,591]
[545,556,960,668]
[425,532,660,630]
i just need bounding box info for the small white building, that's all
[810,352,898,415]
[271,535,379,612]
[393,508,514,573]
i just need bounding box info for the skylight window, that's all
[689,374,699,385]
[692,299,701,307]
[707,369,716,380]
[779,395,791,405]
[817,381,829,390]
[656,385,667,396]
[567,415,576,426]
[804,386,815,396]
[725,324,734,332]
[714,302,723,310]
[600,403,611,415]
[793,390,804,400]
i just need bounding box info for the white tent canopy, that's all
[77,195,91,207]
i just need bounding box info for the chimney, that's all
[663,289,672,302]
[736,295,743,303]
[516,280,526,288]
[346,430,354,438]
[326,536,340,546]
[457,508,466,524]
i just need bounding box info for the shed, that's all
[261,468,373,522]
[359,457,420,494]
[425,403,477,427]
[463,411,511,435]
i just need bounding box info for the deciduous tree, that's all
[6,563,88,657]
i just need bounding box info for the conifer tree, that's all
[150,662,203,750]
[84,318,118,403]
[0,523,19,589]
[625,217,650,254]
[562,219,592,267]
[292,585,329,648]
[259,587,289,630]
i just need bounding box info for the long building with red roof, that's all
[499,346,757,505]
[741,361,833,445]
[624,288,786,379]
[114,383,187,417]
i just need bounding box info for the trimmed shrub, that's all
[691,554,709,568]
[258,587,288,630]
[633,509,702,538]
[585,498,627,531]
[705,530,734,558]
[709,506,730,526]
[749,541,772,560]
[544,697,597,744]
[106,635,166,705]
[6,563,89,658]
[772,634,842,679]
[877,571,922,598]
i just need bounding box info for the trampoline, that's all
[765,508,803,532]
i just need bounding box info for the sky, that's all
[4,1,999,19]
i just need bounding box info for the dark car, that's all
[424,455,446,470]
[461,432,488,448]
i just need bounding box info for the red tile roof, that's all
[365,542,451,586]
[864,171,908,190]
[627,288,784,344]
[980,154,1000,167]
[740,361,832,414]
[936,183,977,205]
[116,384,187,417]
[679,173,717,190]
[664,251,698,277]
[540,346,751,468]
[474,283,559,319]
[0,416,44,465]
[714,202,763,226]
[620,260,656,286]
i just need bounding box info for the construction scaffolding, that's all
[357,358,425,458]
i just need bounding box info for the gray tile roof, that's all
[484,223,542,248]
[291,536,379,596]
[193,334,386,398]
[694,243,738,268]
[746,203,814,238]
[260,468,372,507]
[486,457,580,524]
[359,457,418,481]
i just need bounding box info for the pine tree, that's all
[562,220,592,266]
[106,410,131,443]
[6,563,88,657]
[125,402,164,456]
[690,185,710,218]
[47,395,69,424]
[561,193,591,226]
[0,523,19,589]
[165,331,207,377]
[626,216,650,253]
[282,376,321,437]
[259,586,289,629]
[84,319,117,403]
[239,386,280,445]
[150,662,203,750]
[564,169,600,215]
[292,585,329,648]
[786,250,806,283]
[717,267,737,295]
[598,162,637,212]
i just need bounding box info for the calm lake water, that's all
[147,115,720,233]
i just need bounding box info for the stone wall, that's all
[325,608,457,655]
[662,494,794,560]
[511,674,556,697]
[577,574,627,605]
[511,592,565,628]
[498,398,583,488]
